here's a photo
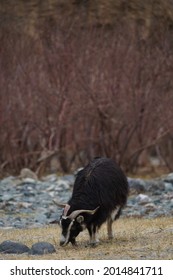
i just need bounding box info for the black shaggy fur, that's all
[67,157,129,229]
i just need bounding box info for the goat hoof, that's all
[71,239,77,246]
[89,239,100,247]
[108,235,113,240]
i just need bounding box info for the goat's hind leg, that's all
[107,207,122,239]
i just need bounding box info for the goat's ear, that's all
[76,215,84,224]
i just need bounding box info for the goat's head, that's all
[53,200,99,246]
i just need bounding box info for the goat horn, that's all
[68,206,99,220]
[53,200,71,216]
[53,199,66,208]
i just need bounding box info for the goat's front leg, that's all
[87,224,99,246]
[107,217,113,239]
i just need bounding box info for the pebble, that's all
[29,242,56,255]
[135,194,151,205]
[0,171,173,229]
[0,240,56,255]
[0,240,30,254]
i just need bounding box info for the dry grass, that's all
[0,217,173,260]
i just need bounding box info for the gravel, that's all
[1,171,173,229]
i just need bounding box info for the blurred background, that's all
[1,0,173,177]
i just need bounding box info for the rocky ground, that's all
[0,171,173,229]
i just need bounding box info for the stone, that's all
[164,183,173,192]
[136,194,151,205]
[169,200,173,208]
[163,173,173,184]
[29,242,56,255]
[0,240,30,254]
[35,214,47,224]
[144,203,157,212]
[22,178,37,184]
[61,175,75,186]
[145,180,165,192]
[19,168,38,180]
[12,222,23,228]
[17,202,32,208]
[0,220,5,227]
[128,178,146,193]
[1,194,14,202]
[49,212,60,222]
[57,179,70,190]
[0,176,16,188]
[43,174,58,182]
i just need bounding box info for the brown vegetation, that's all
[1,1,173,176]
[0,217,173,259]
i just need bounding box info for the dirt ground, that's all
[0,217,173,260]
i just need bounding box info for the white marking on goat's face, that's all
[59,215,86,246]
[59,218,75,246]
[60,234,66,245]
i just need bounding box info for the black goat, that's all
[55,157,129,246]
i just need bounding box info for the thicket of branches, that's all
[1,18,173,176]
